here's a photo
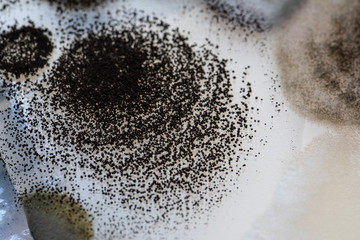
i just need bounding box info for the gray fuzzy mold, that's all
[276,0,360,125]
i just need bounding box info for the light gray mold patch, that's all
[276,0,360,125]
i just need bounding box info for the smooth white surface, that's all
[244,128,360,240]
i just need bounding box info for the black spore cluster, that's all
[0,25,53,79]
[1,11,253,239]
[47,28,201,147]
[45,0,109,9]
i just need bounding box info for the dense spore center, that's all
[56,35,144,109]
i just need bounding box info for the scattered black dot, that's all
[205,0,269,32]
[0,7,255,240]
[0,0,19,11]
[204,0,304,33]
[45,0,104,8]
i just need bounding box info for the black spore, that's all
[205,0,270,32]
[0,25,53,79]
[1,11,253,239]
[204,0,304,33]
[45,0,109,9]
[47,29,200,146]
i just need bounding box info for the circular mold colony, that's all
[276,0,360,125]
[0,6,255,240]
[0,25,53,79]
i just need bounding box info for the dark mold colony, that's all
[47,28,201,147]
[22,191,94,240]
[276,0,360,125]
[0,6,255,239]
[0,25,53,79]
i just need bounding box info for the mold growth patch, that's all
[275,0,360,125]
[22,191,94,240]
[46,29,201,147]
[0,9,254,239]
[0,24,53,79]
